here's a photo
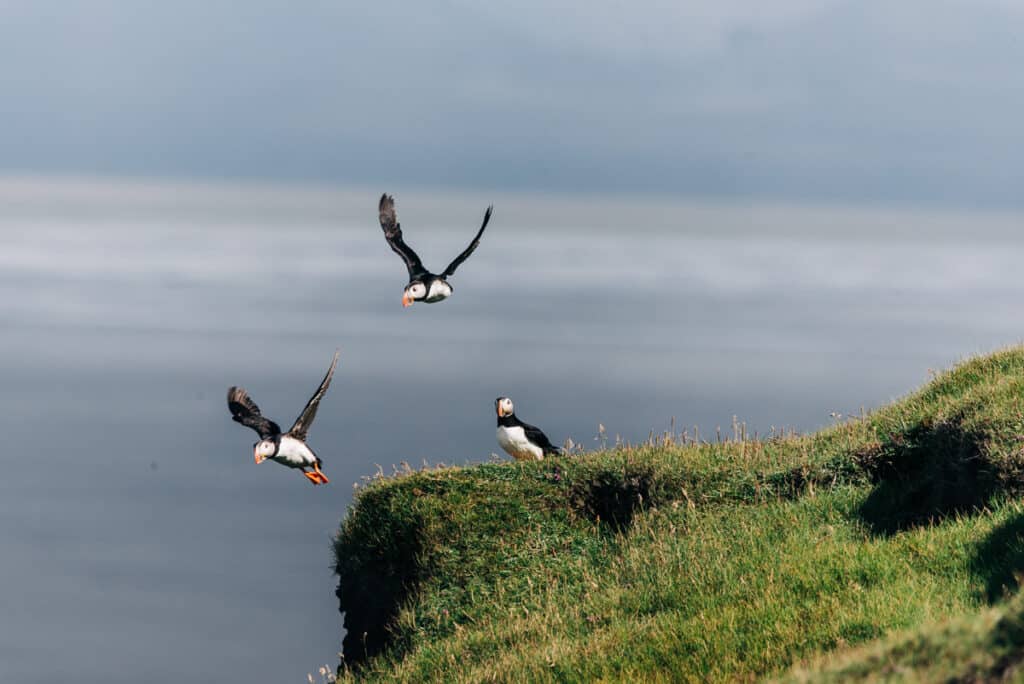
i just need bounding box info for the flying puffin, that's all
[226,351,339,485]
[495,396,563,461]
[378,193,492,307]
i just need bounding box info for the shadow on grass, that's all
[970,512,1024,603]
[334,500,425,668]
[570,466,653,534]
[855,421,999,535]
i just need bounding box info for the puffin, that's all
[378,193,492,307]
[495,396,563,461]
[226,351,339,485]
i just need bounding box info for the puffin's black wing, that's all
[440,205,492,278]
[287,350,340,442]
[379,194,427,280]
[227,387,281,439]
[520,419,563,456]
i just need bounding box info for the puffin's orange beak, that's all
[497,404,505,418]
[254,450,265,464]
[402,292,413,308]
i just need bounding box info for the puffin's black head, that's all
[253,439,276,464]
[402,281,427,308]
[496,396,515,418]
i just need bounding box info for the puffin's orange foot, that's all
[303,471,322,485]
[313,464,330,484]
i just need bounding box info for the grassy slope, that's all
[780,592,1024,683]
[333,347,1024,682]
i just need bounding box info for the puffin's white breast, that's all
[425,280,453,302]
[497,425,544,461]
[272,436,318,468]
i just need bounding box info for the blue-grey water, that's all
[1,178,1022,683]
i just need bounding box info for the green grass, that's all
[332,346,1024,682]
[780,590,1024,683]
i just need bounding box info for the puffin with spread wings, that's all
[378,193,493,307]
[226,351,339,485]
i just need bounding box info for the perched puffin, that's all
[495,396,563,461]
[226,351,339,485]
[378,193,492,307]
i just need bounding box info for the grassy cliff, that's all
[332,347,1024,682]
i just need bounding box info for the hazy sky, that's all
[2,1,1023,206]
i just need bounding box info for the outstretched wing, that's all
[379,194,427,280]
[441,205,492,278]
[522,420,563,456]
[288,350,340,442]
[227,387,280,439]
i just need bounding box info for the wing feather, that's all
[227,387,280,439]
[441,205,492,278]
[379,194,427,280]
[287,350,340,442]
[521,420,562,456]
